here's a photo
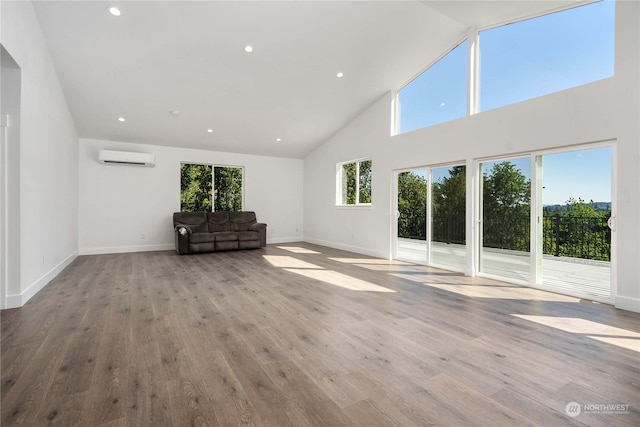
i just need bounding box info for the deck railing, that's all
[542,214,610,261]
[427,213,611,261]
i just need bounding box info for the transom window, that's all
[336,159,372,206]
[479,0,614,112]
[394,0,615,134]
[396,40,468,134]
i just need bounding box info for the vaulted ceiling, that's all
[33,1,578,158]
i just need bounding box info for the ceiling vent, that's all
[98,150,155,167]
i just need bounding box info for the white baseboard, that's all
[5,294,22,309]
[615,295,640,313]
[303,237,388,259]
[79,243,174,255]
[5,250,78,308]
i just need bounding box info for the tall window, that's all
[396,40,468,134]
[180,164,243,212]
[337,159,372,205]
[479,0,614,112]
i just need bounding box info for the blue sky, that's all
[479,0,614,112]
[541,147,612,205]
[481,147,612,205]
[399,0,614,206]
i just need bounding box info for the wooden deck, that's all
[1,243,638,426]
[397,239,611,302]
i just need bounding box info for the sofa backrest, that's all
[229,211,257,231]
[206,212,230,232]
[173,212,208,233]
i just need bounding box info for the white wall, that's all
[79,138,304,254]
[304,1,640,312]
[1,1,79,308]
[1,47,22,308]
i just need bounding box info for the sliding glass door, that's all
[477,145,613,301]
[395,169,427,263]
[394,165,466,271]
[479,157,531,281]
[430,166,466,270]
[539,146,612,300]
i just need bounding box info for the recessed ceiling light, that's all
[276,138,282,142]
[244,45,253,53]
[107,6,121,16]
[207,129,213,133]
[336,72,344,78]
[117,117,126,122]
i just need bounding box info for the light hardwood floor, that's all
[2,243,639,426]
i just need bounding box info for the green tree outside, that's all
[398,161,610,261]
[341,160,372,205]
[180,164,242,212]
[432,166,466,244]
[482,161,531,251]
[359,160,372,204]
[398,171,427,239]
[180,164,212,212]
[342,163,357,205]
[545,198,610,261]
[214,166,243,211]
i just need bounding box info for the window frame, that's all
[180,162,245,212]
[336,158,372,207]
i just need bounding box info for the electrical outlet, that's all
[141,234,145,240]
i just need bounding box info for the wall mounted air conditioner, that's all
[98,150,155,167]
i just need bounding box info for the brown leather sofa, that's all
[173,211,266,254]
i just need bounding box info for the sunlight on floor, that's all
[277,246,322,254]
[264,254,396,292]
[392,273,581,302]
[329,258,411,265]
[263,255,321,269]
[349,264,428,273]
[513,315,640,353]
[284,268,396,293]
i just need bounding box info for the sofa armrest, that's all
[174,225,191,254]
[249,223,267,247]
[175,224,193,234]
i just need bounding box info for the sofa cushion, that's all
[189,233,216,244]
[189,242,216,253]
[237,231,260,241]
[215,232,239,242]
[229,211,257,232]
[215,240,238,251]
[173,212,208,233]
[207,212,230,233]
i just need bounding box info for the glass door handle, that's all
[607,216,616,231]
